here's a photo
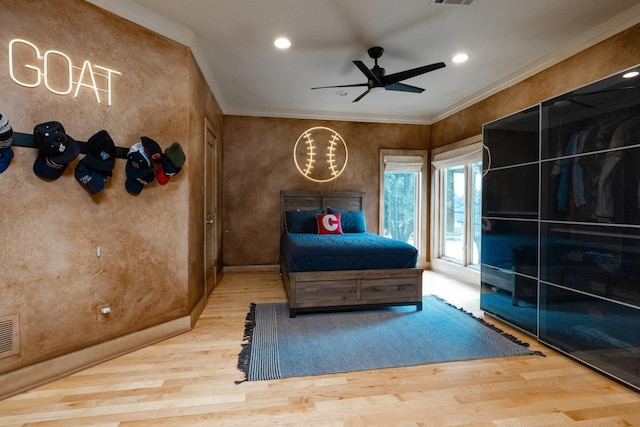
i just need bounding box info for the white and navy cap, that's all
[0,112,14,149]
[125,142,155,195]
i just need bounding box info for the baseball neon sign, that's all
[293,126,348,183]
[8,39,121,105]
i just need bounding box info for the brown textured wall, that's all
[0,0,220,376]
[431,24,640,148]
[222,116,429,266]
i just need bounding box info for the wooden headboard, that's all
[280,190,364,235]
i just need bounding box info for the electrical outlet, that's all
[97,305,111,323]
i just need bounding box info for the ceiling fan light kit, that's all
[311,46,446,103]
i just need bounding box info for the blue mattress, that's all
[281,232,418,273]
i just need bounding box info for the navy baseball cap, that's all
[125,142,155,195]
[33,135,80,180]
[75,160,107,195]
[83,130,116,172]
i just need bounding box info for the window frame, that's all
[379,149,428,268]
[430,135,482,285]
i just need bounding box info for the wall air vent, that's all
[0,314,19,359]
[430,0,477,5]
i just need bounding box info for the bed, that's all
[280,190,423,317]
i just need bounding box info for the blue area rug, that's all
[237,295,543,381]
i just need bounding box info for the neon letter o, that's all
[43,50,73,95]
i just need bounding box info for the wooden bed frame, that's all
[280,190,423,317]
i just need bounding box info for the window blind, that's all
[383,155,424,173]
[431,142,482,169]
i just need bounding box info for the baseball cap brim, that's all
[33,153,68,180]
[156,162,181,185]
[0,147,14,174]
[156,165,170,185]
[125,177,144,195]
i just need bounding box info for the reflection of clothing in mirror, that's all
[596,117,640,219]
[556,127,596,212]
[555,116,640,220]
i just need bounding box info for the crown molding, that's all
[430,3,640,124]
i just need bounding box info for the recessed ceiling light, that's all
[623,71,639,79]
[452,53,469,63]
[274,37,291,49]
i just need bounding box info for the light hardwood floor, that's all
[1,270,640,426]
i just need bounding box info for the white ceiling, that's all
[89,0,640,124]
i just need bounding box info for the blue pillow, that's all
[285,209,324,233]
[327,208,366,233]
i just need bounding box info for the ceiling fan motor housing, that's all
[370,66,386,87]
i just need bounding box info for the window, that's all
[431,137,482,284]
[442,165,466,262]
[379,150,427,265]
[441,162,482,264]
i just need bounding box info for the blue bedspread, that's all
[281,232,418,272]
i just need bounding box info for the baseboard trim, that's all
[0,315,193,401]
[223,265,280,274]
[430,258,480,288]
[190,293,208,327]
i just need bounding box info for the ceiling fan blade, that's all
[384,62,446,85]
[353,60,381,84]
[569,99,594,108]
[572,85,639,97]
[552,86,639,108]
[311,83,368,90]
[353,89,370,103]
[386,82,424,93]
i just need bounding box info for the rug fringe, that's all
[431,295,545,357]
[235,302,257,384]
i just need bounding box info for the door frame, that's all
[204,117,218,296]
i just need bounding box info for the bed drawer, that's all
[481,265,514,293]
[360,277,420,300]
[295,280,357,303]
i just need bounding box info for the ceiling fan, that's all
[311,46,446,103]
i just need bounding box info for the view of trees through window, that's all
[443,166,465,262]
[383,172,417,245]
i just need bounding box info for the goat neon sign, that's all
[8,39,121,105]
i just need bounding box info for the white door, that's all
[204,118,218,296]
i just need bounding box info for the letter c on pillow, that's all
[322,214,339,231]
[316,212,343,234]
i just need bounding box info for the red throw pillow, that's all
[316,213,343,235]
